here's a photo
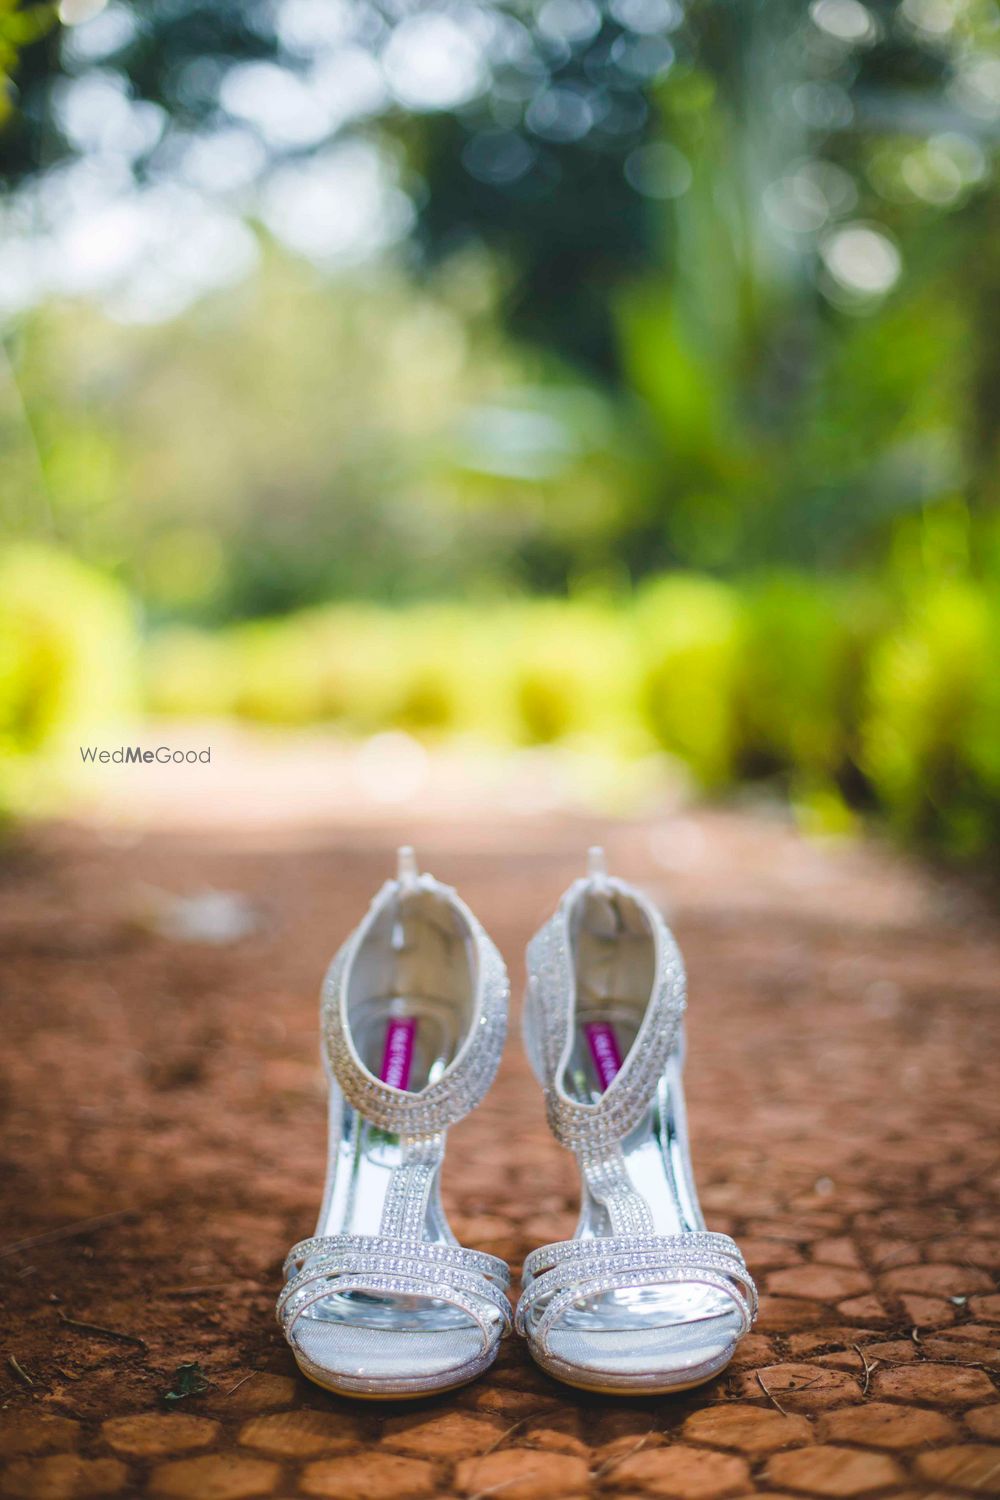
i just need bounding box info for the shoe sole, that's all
[292,1350,490,1401]
[527,1343,735,1396]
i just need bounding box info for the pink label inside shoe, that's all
[379,1017,417,1091]
[584,1021,622,1091]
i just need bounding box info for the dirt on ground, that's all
[1,782,998,1499]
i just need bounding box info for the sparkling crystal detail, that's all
[519,875,758,1366]
[278,873,512,1371]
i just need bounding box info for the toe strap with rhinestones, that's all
[277,1234,513,1351]
[515,1232,757,1356]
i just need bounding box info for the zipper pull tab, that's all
[587,845,609,887]
[397,845,419,888]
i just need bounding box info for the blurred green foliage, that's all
[0,544,136,810]
[1,2,999,859]
[3,508,999,858]
[0,1,54,128]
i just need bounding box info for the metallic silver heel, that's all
[277,848,511,1398]
[517,848,756,1394]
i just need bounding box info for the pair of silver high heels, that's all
[276,847,756,1399]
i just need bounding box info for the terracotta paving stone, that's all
[738,1241,804,1271]
[920,1337,1000,1369]
[603,1446,750,1499]
[101,1414,219,1457]
[2,810,1000,1500]
[873,1362,997,1407]
[915,1444,1000,1491]
[899,1293,958,1327]
[879,1264,995,1297]
[966,1406,1000,1439]
[681,1406,813,1454]
[214,1374,299,1414]
[728,1334,775,1368]
[756,1297,828,1332]
[763,1446,904,1496]
[454,1449,589,1500]
[811,1239,863,1268]
[936,1323,1000,1347]
[518,1414,587,1456]
[0,1421,80,1461]
[928,1238,1000,1267]
[766,1267,871,1302]
[0,1456,128,1500]
[869,1240,920,1272]
[782,1330,876,1359]
[380,1411,505,1459]
[836,1296,893,1324]
[300,1453,438,1500]
[238,1409,362,1457]
[809,1348,881,1375]
[733,1363,861,1411]
[818,1400,958,1448]
[463,1384,560,1417]
[593,1435,671,1468]
[148,1454,279,1500]
[862,1339,919,1363]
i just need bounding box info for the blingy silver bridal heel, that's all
[277,849,511,1398]
[517,848,756,1394]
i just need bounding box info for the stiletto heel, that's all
[517,847,756,1393]
[277,849,511,1398]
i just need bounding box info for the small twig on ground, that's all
[917,1357,997,1372]
[468,1477,531,1500]
[56,1311,147,1350]
[853,1343,878,1397]
[7,1355,34,1386]
[873,1246,913,1271]
[0,1211,131,1260]
[224,1371,258,1397]
[756,1371,789,1415]
[481,1417,529,1456]
[591,1434,651,1480]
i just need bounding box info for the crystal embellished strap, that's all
[284,1234,511,1286]
[523,1231,739,1281]
[534,1269,753,1356]
[579,1142,654,1236]
[378,1134,446,1239]
[277,1235,512,1350]
[282,1274,504,1349]
[524,883,686,1154]
[322,881,509,1136]
[515,1232,757,1354]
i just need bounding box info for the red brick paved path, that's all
[1,807,998,1498]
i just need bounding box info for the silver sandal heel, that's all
[517,847,757,1394]
[277,848,511,1398]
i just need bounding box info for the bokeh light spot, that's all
[624,141,691,198]
[820,221,901,299]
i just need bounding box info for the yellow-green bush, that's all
[500,602,637,749]
[735,576,885,787]
[0,545,137,811]
[635,575,741,787]
[862,579,1000,857]
[6,543,1000,865]
[143,627,239,719]
[144,600,637,749]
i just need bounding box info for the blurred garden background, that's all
[1,0,999,858]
